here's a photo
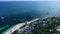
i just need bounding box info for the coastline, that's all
[2,16,59,34]
[2,18,39,34]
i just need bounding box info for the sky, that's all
[0,0,60,1]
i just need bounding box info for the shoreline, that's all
[2,16,59,34]
[2,18,39,34]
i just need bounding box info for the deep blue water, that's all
[0,1,60,34]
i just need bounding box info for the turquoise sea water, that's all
[0,1,60,34]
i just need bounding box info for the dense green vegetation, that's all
[31,17,60,34]
[14,17,60,34]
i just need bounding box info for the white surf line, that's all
[3,18,39,34]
